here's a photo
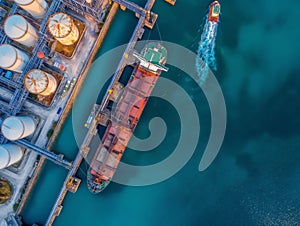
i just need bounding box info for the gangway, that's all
[14,139,72,169]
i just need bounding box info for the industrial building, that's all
[0,0,111,215]
[0,0,110,141]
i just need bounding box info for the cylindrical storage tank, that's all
[4,15,38,48]
[1,116,36,141]
[0,44,29,73]
[24,69,57,96]
[13,0,48,19]
[48,13,79,46]
[0,144,23,169]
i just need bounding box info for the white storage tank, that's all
[48,13,79,46]
[13,0,48,19]
[0,143,23,169]
[24,69,57,96]
[4,15,38,48]
[1,116,36,141]
[0,44,29,73]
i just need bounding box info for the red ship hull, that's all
[88,66,162,193]
[87,43,168,193]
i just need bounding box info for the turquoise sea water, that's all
[21,0,300,225]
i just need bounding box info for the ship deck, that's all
[90,65,159,180]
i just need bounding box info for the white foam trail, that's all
[196,19,219,85]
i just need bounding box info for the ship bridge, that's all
[133,51,168,73]
[133,43,168,73]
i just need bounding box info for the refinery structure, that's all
[0,0,175,225]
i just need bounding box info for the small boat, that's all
[208,1,220,23]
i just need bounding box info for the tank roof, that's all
[24,69,50,94]
[1,117,25,141]
[48,13,74,38]
[0,146,10,169]
[14,0,35,5]
[4,15,28,40]
[0,45,18,69]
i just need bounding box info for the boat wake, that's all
[196,1,220,85]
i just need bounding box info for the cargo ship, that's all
[87,43,168,193]
[208,1,220,23]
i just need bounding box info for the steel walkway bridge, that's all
[113,0,149,16]
[112,0,158,28]
[14,139,72,169]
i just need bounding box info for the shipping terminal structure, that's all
[88,43,168,193]
[0,0,115,222]
[0,0,175,224]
